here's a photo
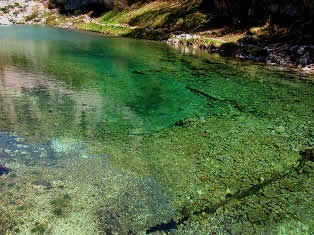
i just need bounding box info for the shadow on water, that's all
[147,150,314,233]
[146,176,282,233]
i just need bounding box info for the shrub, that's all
[25,12,39,22]
[0,7,9,14]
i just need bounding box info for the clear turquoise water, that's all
[0,25,313,234]
[0,25,313,141]
[0,25,211,138]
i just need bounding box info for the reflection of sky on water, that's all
[0,26,208,140]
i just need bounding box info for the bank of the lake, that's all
[1,0,314,75]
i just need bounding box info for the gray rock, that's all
[297,46,306,55]
[298,52,312,66]
[32,180,53,189]
[288,45,298,53]
[96,178,176,234]
[0,16,11,25]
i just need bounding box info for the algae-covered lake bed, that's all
[0,25,313,234]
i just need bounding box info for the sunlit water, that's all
[0,25,313,234]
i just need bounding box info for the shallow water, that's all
[0,25,211,137]
[0,25,313,234]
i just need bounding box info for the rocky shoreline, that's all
[1,0,314,76]
[167,33,314,75]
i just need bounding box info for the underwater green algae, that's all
[0,25,313,234]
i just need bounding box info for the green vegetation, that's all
[25,12,39,22]
[52,207,63,216]
[45,15,58,26]
[17,205,26,211]
[9,173,17,178]
[31,170,41,176]
[80,23,132,36]
[0,7,9,14]
[50,194,72,217]
[77,0,212,38]
[31,223,46,234]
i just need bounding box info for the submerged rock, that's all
[0,164,10,175]
[50,137,91,159]
[96,178,176,234]
[32,179,53,189]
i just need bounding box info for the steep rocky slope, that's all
[0,0,48,25]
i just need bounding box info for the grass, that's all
[76,0,210,39]
[178,37,225,48]
[203,38,225,47]
[31,223,46,234]
[16,205,26,211]
[50,194,72,217]
[98,0,210,31]
[79,23,132,36]
[43,0,251,45]
[25,12,39,22]
[43,12,68,26]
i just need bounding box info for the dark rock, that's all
[288,45,298,53]
[297,148,314,172]
[258,57,267,62]
[249,47,268,57]
[74,9,82,15]
[175,120,186,126]
[303,165,313,173]
[301,148,314,162]
[96,208,136,235]
[297,46,306,55]
[298,52,312,66]
[0,164,10,175]
[32,180,53,189]
[238,36,258,46]
[219,43,242,57]
[87,11,94,17]
[247,55,266,62]
[248,56,258,61]
[48,2,57,9]
[49,0,114,11]
[96,178,175,234]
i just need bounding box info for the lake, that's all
[0,25,313,234]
